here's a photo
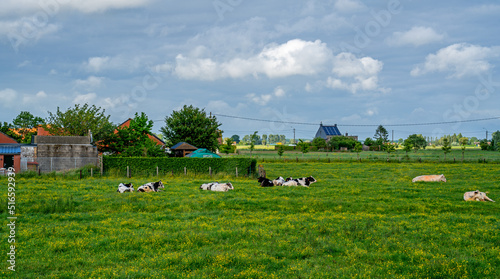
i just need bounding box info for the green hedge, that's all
[103,157,257,177]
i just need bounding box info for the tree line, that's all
[2,104,222,157]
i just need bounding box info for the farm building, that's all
[315,123,359,141]
[116,118,165,147]
[0,131,38,173]
[171,142,198,157]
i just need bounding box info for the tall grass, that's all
[0,162,498,278]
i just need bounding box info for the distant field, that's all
[230,148,500,163]
[1,162,499,278]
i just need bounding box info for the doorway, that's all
[3,155,14,169]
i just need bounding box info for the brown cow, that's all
[412,174,446,182]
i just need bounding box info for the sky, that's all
[1,0,500,141]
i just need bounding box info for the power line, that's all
[215,114,500,127]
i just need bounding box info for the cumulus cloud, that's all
[411,43,499,78]
[74,76,105,91]
[73,93,97,104]
[247,87,287,106]
[22,90,48,104]
[0,88,18,105]
[386,26,444,47]
[174,39,333,80]
[0,18,59,44]
[83,55,144,73]
[327,52,386,94]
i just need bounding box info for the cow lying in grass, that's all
[283,176,317,187]
[463,190,495,202]
[117,183,134,193]
[200,182,234,192]
[258,177,285,187]
[412,174,447,182]
[137,180,164,192]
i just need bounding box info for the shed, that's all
[171,142,198,157]
[186,148,221,158]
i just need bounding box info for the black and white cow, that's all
[200,182,234,192]
[117,183,134,193]
[272,176,285,186]
[137,180,164,192]
[258,177,274,187]
[283,176,317,187]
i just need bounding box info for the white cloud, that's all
[334,0,366,13]
[246,87,287,106]
[74,76,105,90]
[327,52,386,94]
[386,26,444,47]
[22,90,48,104]
[174,39,333,80]
[83,55,144,73]
[73,93,97,104]
[0,18,59,44]
[411,43,499,78]
[0,88,18,105]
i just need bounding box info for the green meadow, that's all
[1,162,499,278]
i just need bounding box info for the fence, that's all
[36,157,99,172]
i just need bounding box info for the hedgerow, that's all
[102,157,257,177]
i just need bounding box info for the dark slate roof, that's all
[321,125,341,136]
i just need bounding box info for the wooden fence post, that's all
[209,167,212,176]
[236,167,238,178]
[156,166,159,177]
[127,166,130,178]
[91,168,93,177]
[184,167,187,175]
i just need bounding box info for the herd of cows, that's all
[115,174,495,202]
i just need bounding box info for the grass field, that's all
[1,162,499,278]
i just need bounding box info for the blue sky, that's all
[1,0,499,141]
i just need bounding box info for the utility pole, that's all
[392,130,394,143]
[293,128,296,144]
[486,130,488,141]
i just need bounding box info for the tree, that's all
[459,137,468,161]
[297,139,310,155]
[0,122,22,142]
[44,104,114,148]
[354,142,363,160]
[374,125,389,143]
[277,145,285,158]
[405,134,427,153]
[102,112,164,157]
[231,134,240,144]
[479,139,489,150]
[262,134,267,146]
[12,111,45,143]
[402,139,413,156]
[442,138,452,161]
[220,137,234,154]
[492,131,500,151]
[312,137,327,151]
[385,143,396,160]
[249,131,258,155]
[161,105,222,152]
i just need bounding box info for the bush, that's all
[103,157,257,177]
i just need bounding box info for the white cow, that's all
[412,174,447,182]
[200,182,234,192]
[463,190,495,202]
[117,183,134,193]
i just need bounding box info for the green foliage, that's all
[311,137,327,150]
[374,125,389,143]
[12,111,45,143]
[405,134,427,152]
[327,136,358,151]
[103,157,257,177]
[101,112,164,157]
[161,105,222,152]
[0,121,22,142]
[442,138,452,160]
[249,131,259,154]
[220,137,235,154]
[479,139,489,150]
[364,137,374,146]
[297,139,310,154]
[402,140,413,155]
[231,134,240,144]
[44,103,114,148]
[277,145,285,157]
